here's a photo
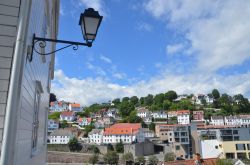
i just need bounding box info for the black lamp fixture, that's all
[28,8,103,62]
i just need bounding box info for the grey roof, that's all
[50,129,73,136]
[211,116,224,120]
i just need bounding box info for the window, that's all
[233,130,238,134]
[236,144,246,150]
[32,81,43,154]
[215,145,218,149]
[247,144,250,150]
[176,145,180,150]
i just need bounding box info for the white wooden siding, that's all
[0,0,20,156]
[13,0,57,165]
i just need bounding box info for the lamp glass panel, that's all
[84,17,99,35]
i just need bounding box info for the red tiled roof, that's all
[70,103,80,107]
[104,123,141,135]
[78,117,92,123]
[164,158,217,165]
[176,110,190,115]
[61,111,75,116]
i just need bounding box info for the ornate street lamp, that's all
[79,8,103,43]
[28,8,103,62]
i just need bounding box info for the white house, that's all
[224,116,241,126]
[0,0,59,165]
[151,111,168,119]
[48,129,74,144]
[60,111,76,122]
[193,94,214,105]
[240,115,250,125]
[48,119,59,133]
[106,108,118,118]
[177,110,190,124]
[78,117,92,126]
[50,101,68,112]
[69,103,81,112]
[137,107,151,118]
[200,139,222,159]
[88,129,103,145]
[102,123,145,144]
[142,128,155,138]
[210,116,224,126]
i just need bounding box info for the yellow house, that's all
[221,141,250,159]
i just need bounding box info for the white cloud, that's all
[78,0,106,16]
[112,72,126,79]
[144,0,250,72]
[137,22,153,32]
[86,62,106,76]
[166,44,184,55]
[52,70,250,106]
[100,55,112,64]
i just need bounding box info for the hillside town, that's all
[47,91,250,164]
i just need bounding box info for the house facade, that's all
[48,129,74,144]
[60,111,76,122]
[50,101,68,112]
[103,123,145,144]
[78,117,92,126]
[193,111,204,121]
[89,129,103,145]
[210,116,224,125]
[177,110,190,124]
[69,103,81,112]
[151,110,168,119]
[0,0,59,165]
[48,119,59,133]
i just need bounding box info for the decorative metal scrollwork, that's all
[28,34,92,62]
[33,40,79,56]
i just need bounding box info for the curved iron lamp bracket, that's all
[28,34,92,62]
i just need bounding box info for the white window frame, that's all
[31,81,43,155]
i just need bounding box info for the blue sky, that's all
[52,0,250,105]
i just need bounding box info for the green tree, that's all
[154,93,165,105]
[148,155,159,165]
[145,94,154,106]
[135,156,146,165]
[122,152,134,163]
[212,89,220,100]
[103,151,119,165]
[140,97,145,105]
[128,111,143,123]
[84,124,94,137]
[48,112,61,120]
[165,90,177,102]
[168,116,177,124]
[60,120,68,128]
[68,137,79,151]
[88,145,100,154]
[163,100,172,110]
[89,153,99,165]
[149,104,161,111]
[149,122,155,132]
[164,152,175,162]
[122,97,130,102]
[216,159,233,165]
[115,141,124,153]
[112,98,121,105]
[130,96,139,106]
[119,101,135,118]
[107,143,114,151]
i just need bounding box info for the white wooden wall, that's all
[0,0,21,155]
[0,0,58,164]
[14,0,58,164]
